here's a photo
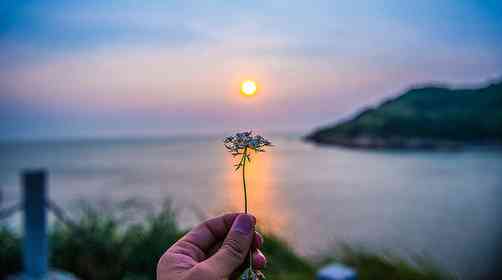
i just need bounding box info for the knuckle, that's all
[222,237,246,259]
[157,252,170,268]
[186,265,217,280]
[157,252,177,272]
[156,253,172,278]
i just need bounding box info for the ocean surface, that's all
[1,135,501,278]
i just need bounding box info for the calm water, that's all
[1,136,501,278]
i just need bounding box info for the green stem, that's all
[242,148,248,214]
[241,147,253,277]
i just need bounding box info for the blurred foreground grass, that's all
[0,201,452,280]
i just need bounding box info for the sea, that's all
[1,135,501,278]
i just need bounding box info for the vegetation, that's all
[0,228,22,279]
[306,81,502,148]
[1,202,452,280]
[323,245,451,280]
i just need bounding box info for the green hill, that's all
[306,81,502,149]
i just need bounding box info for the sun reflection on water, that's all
[222,150,290,234]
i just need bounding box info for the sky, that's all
[1,0,501,140]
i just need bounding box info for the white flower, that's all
[224,131,272,156]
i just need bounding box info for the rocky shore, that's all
[306,134,464,150]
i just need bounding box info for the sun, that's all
[241,80,257,96]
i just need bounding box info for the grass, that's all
[0,201,453,280]
[322,245,453,280]
[0,227,22,279]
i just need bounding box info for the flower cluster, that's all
[224,131,272,156]
[223,131,271,280]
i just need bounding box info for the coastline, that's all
[304,134,502,151]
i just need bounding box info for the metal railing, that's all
[1,169,357,280]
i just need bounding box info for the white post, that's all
[22,170,48,279]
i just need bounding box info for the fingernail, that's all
[233,214,254,235]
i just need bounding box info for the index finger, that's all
[184,213,240,251]
[167,213,243,262]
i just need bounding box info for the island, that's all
[305,80,502,149]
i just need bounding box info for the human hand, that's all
[157,213,267,280]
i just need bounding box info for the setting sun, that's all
[241,80,257,96]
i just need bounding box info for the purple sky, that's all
[1,0,501,139]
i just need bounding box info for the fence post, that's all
[22,170,48,279]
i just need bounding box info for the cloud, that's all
[1,0,502,139]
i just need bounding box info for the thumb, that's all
[202,214,255,278]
